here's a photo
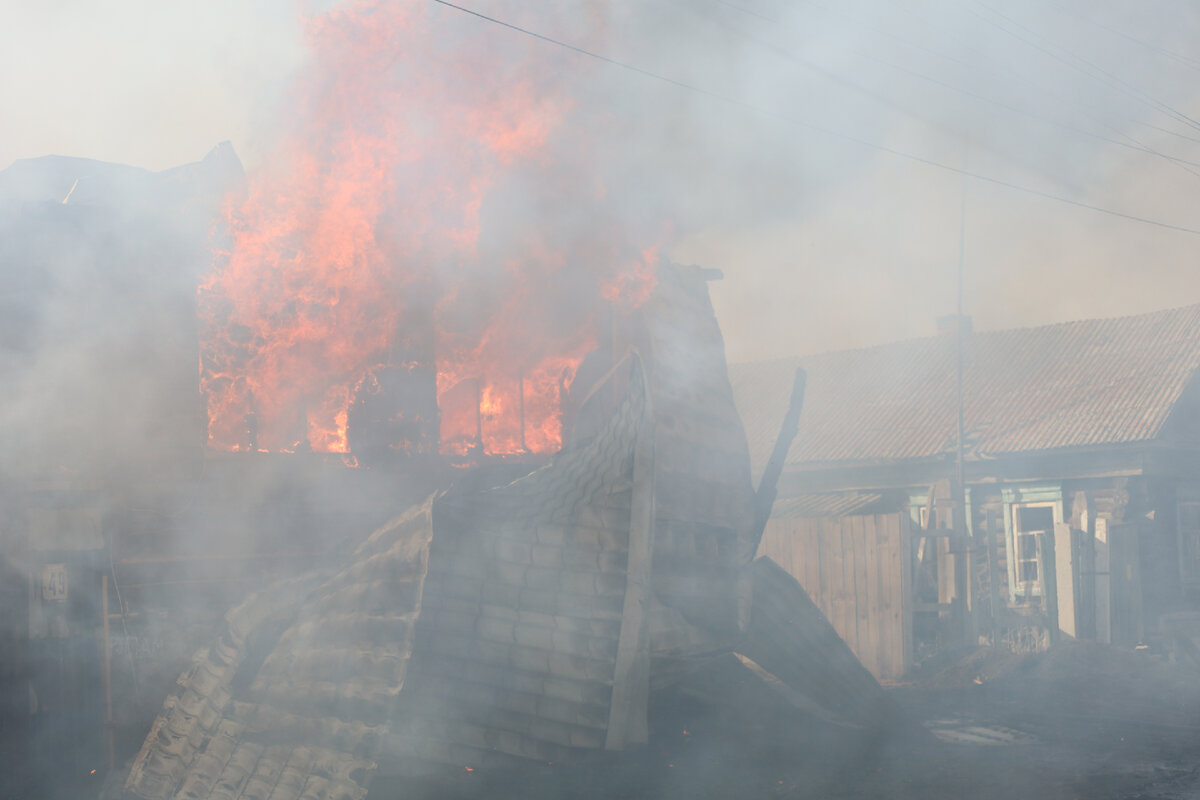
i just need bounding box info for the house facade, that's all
[730,305,1200,679]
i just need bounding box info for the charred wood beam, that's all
[748,368,806,556]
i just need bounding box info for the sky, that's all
[3,0,1200,363]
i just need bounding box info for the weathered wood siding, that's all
[758,513,911,680]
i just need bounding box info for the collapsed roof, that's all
[121,264,890,800]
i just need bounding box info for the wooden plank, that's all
[814,517,832,627]
[880,515,899,680]
[1037,530,1058,644]
[879,515,901,680]
[604,382,655,750]
[840,516,857,659]
[813,517,832,631]
[782,519,794,584]
[1094,516,1111,643]
[866,516,887,679]
[847,517,863,659]
[846,517,860,654]
[830,517,851,650]
[840,516,857,663]
[802,519,820,603]
[853,517,871,675]
[805,519,824,619]
[758,521,778,564]
[937,538,955,606]
[860,515,881,678]
[828,517,841,636]
[852,516,873,675]
[872,516,893,679]
[986,509,1002,647]
[1054,522,1078,639]
[899,513,914,676]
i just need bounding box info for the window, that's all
[1010,504,1055,597]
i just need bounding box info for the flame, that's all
[199,1,657,458]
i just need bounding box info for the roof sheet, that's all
[730,304,1200,473]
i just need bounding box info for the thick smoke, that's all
[5,0,1200,363]
[3,1,1200,797]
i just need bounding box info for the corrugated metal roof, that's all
[730,304,1200,473]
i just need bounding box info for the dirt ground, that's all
[18,640,1200,799]
[373,641,1200,800]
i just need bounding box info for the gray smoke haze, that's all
[0,0,1195,531]
[4,2,1200,797]
[5,0,1200,366]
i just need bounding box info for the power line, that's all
[970,0,1200,137]
[705,0,1200,180]
[705,0,1200,166]
[713,0,775,24]
[1044,0,1200,74]
[692,2,948,136]
[692,1,1200,180]
[883,0,1200,176]
[890,0,1200,152]
[430,0,1200,237]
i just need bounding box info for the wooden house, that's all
[119,264,891,800]
[730,306,1200,679]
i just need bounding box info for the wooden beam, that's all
[605,359,655,750]
[985,508,1003,647]
[1054,522,1079,639]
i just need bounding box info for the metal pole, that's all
[953,169,973,645]
[955,171,967,510]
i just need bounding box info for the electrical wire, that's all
[431,0,1200,237]
[757,0,1200,179]
[691,0,1200,180]
[713,0,775,24]
[970,0,1200,137]
[1044,0,1200,73]
[888,0,1200,151]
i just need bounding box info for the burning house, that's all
[116,261,891,800]
[0,6,904,796]
[0,133,890,797]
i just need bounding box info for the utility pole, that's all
[952,167,973,647]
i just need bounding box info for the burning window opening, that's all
[199,295,652,465]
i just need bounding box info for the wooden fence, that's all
[758,513,912,680]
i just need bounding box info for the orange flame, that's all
[199,2,657,457]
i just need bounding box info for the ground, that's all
[372,641,1200,800]
[13,640,1200,798]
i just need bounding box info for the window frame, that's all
[1002,485,1063,601]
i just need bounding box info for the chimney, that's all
[936,314,972,337]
